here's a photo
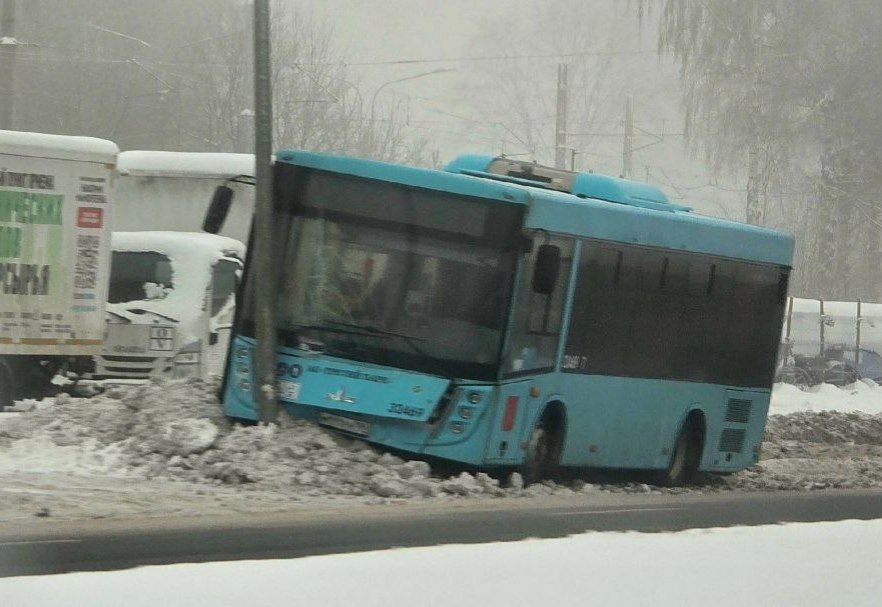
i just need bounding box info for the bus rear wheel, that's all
[657,417,704,486]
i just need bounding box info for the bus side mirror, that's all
[203,185,233,234]
[532,244,561,295]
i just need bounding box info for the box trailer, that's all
[0,130,117,405]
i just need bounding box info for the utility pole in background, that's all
[554,64,568,169]
[252,0,279,424]
[0,0,18,130]
[622,94,635,179]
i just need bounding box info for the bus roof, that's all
[118,151,255,179]
[276,150,533,205]
[275,150,794,267]
[0,129,119,164]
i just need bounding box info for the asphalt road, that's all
[2,489,882,578]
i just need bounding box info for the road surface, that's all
[2,489,881,577]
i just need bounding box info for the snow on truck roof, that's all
[118,151,254,179]
[0,129,119,164]
[112,231,245,260]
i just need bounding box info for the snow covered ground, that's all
[771,380,882,414]
[3,519,880,606]
[2,379,882,521]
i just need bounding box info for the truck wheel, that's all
[657,417,704,486]
[0,361,16,409]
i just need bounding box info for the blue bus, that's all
[212,152,793,484]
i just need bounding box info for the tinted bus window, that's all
[564,239,788,388]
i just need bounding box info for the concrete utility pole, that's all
[554,64,568,169]
[622,94,635,179]
[0,0,18,130]
[252,0,279,424]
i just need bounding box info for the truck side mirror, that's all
[203,185,233,234]
[532,244,561,295]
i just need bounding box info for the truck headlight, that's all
[173,351,201,378]
[174,352,200,365]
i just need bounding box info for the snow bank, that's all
[734,405,882,491]
[0,380,518,502]
[5,378,882,520]
[771,381,882,414]
[4,520,881,606]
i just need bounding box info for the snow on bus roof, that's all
[118,151,254,179]
[0,129,119,164]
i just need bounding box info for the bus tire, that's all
[0,360,16,409]
[658,414,704,486]
[521,405,565,485]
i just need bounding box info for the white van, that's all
[85,231,245,384]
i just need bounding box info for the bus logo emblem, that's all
[326,388,356,404]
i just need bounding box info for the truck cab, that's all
[87,231,244,385]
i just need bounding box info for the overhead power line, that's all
[344,49,657,67]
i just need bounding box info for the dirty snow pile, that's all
[4,377,882,520]
[0,379,519,502]
[731,408,882,491]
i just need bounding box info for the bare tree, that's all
[657,0,882,300]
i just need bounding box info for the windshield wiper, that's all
[320,320,431,358]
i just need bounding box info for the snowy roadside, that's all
[3,519,879,606]
[2,379,882,522]
[770,379,882,414]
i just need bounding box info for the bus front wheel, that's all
[521,407,565,485]
[657,416,704,486]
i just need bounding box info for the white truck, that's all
[78,151,252,386]
[115,151,254,242]
[0,130,118,405]
[86,231,245,384]
[95,151,254,384]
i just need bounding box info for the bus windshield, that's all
[240,167,523,380]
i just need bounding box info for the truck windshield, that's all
[108,251,174,304]
[240,166,524,380]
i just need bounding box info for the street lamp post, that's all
[367,68,456,152]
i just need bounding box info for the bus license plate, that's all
[278,380,301,401]
[319,412,371,437]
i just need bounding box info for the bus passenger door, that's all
[485,234,575,465]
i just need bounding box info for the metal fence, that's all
[778,297,882,385]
